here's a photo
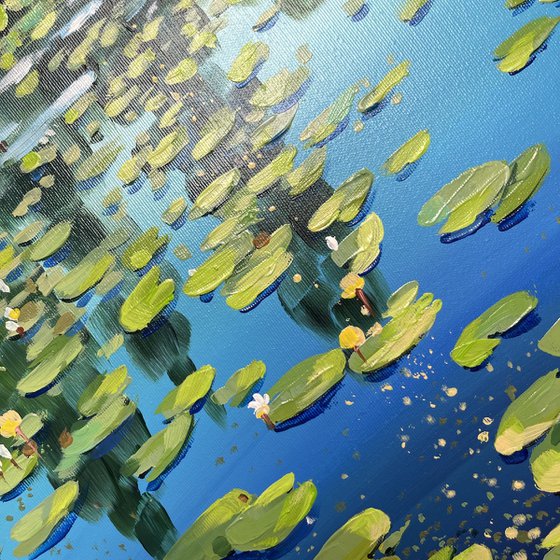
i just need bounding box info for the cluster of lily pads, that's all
[419,144,551,242]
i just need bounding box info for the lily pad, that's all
[29,222,72,262]
[308,169,374,232]
[156,364,216,420]
[251,104,298,150]
[74,142,123,182]
[0,453,38,500]
[250,66,310,110]
[148,127,189,170]
[122,227,169,272]
[286,147,327,196]
[225,473,317,552]
[77,365,131,417]
[494,16,560,74]
[162,198,187,226]
[314,508,391,560]
[539,318,560,357]
[212,360,266,407]
[454,544,493,560]
[349,291,442,373]
[331,213,384,274]
[10,481,79,558]
[495,369,560,456]
[119,266,175,333]
[165,58,198,84]
[450,291,538,368]
[530,423,560,493]
[492,144,551,224]
[383,130,430,175]
[383,281,419,318]
[267,349,347,424]
[247,146,297,195]
[192,108,236,160]
[400,0,431,23]
[418,161,510,234]
[189,168,241,220]
[543,524,560,549]
[358,61,410,113]
[227,41,269,84]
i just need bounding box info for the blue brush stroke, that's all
[439,209,492,244]
[273,380,343,432]
[100,281,123,303]
[153,181,171,201]
[88,413,134,460]
[511,0,536,16]
[358,245,382,277]
[199,291,214,303]
[29,167,45,183]
[170,213,187,231]
[29,511,78,560]
[361,97,390,121]
[254,11,280,32]
[272,78,311,114]
[351,3,370,22]
[239,274,286,313]
[43,244,71,268]
[75,289,95,308]
[146,438,193,492]
[127,173,147,195]
[102,203,120,216]
[499,448,529,465]
[497,201,535,232]
[234,60,266,89]
[500,309,540,339]
[314,115,350,148]
[6,265,23,282]
[407,0,434,25]
[396,160,420,182]
[136,244,169,278]
[76,176,103,191]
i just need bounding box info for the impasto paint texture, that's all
[0,0,559,558]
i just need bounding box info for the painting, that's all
[0,0,559,558]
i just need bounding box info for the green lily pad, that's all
[164,489,254,560]
[119,266,175,333]
[331,213,384,274]
[212,360,266,407]
[11,481,79,558]
[543,524,560,549]
[189,168,241,220]
[200,206,260,252]
[122,413,194,482]
[156,365,216,420]
[192,108,236,160]
[429,546,455,560]
[349,292,442,373]
[530,423,560,493]
[165,58,198,84]
[55,248,115,301]
[122,227,169,271]
[250,66,310,109]
[400,0,431,22]
[225,473,317,552]
[308,168,374,232]
[77,365,131,417]
[162,198,187,225]
[300,85,357,148]
[539,318,560,357]
[383,130,430,175]
[222,246,293,311]
[17,335,84,396]
[495,369,560,456]
[57,397,137,475]
[492,144,551,224]
[28,222,72,262]
[0,452,38,498]
[494,16,560,74]
[184,233,253,297]
[247,146,297,195]
[74,142,123,181]
[251,105,298,151]
[287,147,327,196]
[383,281,419,318]
[148,127,189,169]
[418,161,510,234]
[227,41,269,84]
[450,291,538,368]
[104,86,140,118]
[358,61,410,113]
[314,508,391,560]
[454,544,493,560]
[268,349,346,424]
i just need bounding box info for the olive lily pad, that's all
[227,41,269,85]
[184,233,253,297]
[491,144,551,224]
[494,369,560,456]
[212,360,266,407]
[55,248,115,301]
[349,291,442,373]
[165,58,198,85]
[247,146,297,195]
[156,365,216,420]
[383,281,419,318]
[148,127,189,170]
[308,169,374,232]
[539,318,560,357]
[77,365,131,417]
[450,291,538,369]
[164,489,254,560]
[74,142,123,182]
[314,508,391,560]
[358,61,410,113]
[454,544,493,560]
[251,104,298,150]
[28,222,72,262]
[10,481,79,558]
[192,109,236,160]
[530,423,560,493]
[0,452,38,500]
[17,334,84,396]
[418,161,510,234]
[225,473,317,552]
[250,66,310,110]
[189,168,241,220]
[494,16,560,74]
[331,213,384,274]
[383,130,430,176]
[200,206,260,252]
[300,85,357,148]
[543,524,560,549]
[119,266,175,333]
[121,413,194,483]
[400,0,431,23]
[122,227,169,272]
[267,349,346,425]
[162,198,187,226]
[286,147,327,196]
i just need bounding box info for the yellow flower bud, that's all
[339,326,366,349]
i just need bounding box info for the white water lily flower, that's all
[0,444,12,460]
[0,279,9,293]
[247,393,270,418]
[325,236,339,251]
[188,268,197,276]
[5,321,19,332]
